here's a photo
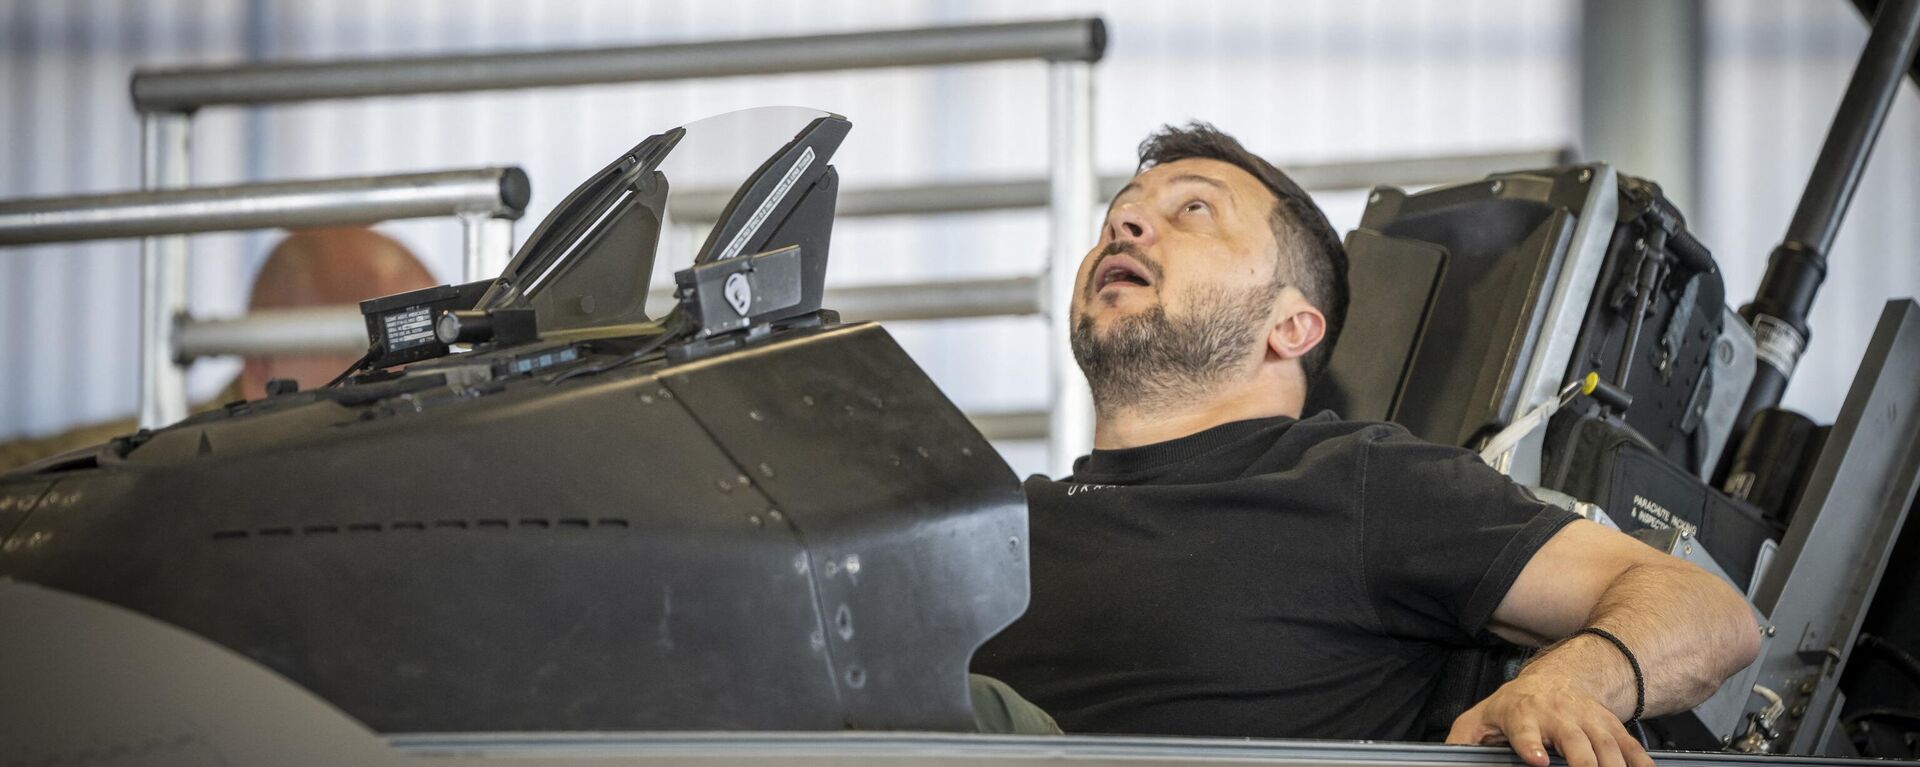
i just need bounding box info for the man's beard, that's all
[1071,280,1281,416]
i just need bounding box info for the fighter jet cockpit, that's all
[5,8,1920,767]
[0,106,1031,736]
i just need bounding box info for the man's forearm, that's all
[1518,561,1761,719]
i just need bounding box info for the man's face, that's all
[1070,158,1288,409]
[1073,158,1283,334]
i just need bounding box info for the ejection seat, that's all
[1307,163,1774,742]
[1305,165,1617,739]
[1306,164,1612,448]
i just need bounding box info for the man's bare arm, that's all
[1447,520,1762,767]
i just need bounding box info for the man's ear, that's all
[1266,291,1327,364]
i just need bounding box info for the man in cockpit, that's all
[971,122,1759,767]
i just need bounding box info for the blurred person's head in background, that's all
[240,227,436,398]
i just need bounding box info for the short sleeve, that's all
[1359,428,1577,644]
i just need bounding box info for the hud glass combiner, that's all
[355,106,849,376]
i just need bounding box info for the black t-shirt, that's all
[971,412,1576,741]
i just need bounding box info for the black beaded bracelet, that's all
[1576,626,1646,724]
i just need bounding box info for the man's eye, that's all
[1183,200,1209,214]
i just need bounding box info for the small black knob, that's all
[1588,378,1634,413]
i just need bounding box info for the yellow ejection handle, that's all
[1482,372,1632,468]
[1583,371,1635,413]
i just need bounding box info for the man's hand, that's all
[1447,518,1760,767]
[1446,672,1653,767]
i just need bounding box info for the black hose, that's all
[1857,633,1920,689]
[545,312,689,387]
[322,348,375,389]
[1667,230,1715,274]
[1844,706,1920,727]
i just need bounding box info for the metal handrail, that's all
[669,149,1574,220]
[0,168,527,246]
[174,308,370,359]
[131,18,1106,112]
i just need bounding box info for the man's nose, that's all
[1106,205,1157,246]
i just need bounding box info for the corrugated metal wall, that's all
[22,2,1911,475]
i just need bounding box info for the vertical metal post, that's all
[1046,61,1096,474]
[460,211,515,281]
[482,217,514,280]
[139,113,192,429]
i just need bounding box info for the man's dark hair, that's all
[1136,122,1349,383]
